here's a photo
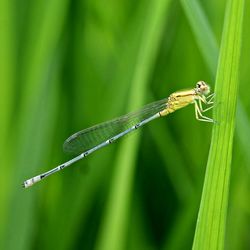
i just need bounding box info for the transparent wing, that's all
[63,98,168,154]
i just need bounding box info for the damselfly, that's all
[23,81,214,188]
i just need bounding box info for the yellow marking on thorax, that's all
[160,89,196,116]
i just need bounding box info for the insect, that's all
[23,81,214,188]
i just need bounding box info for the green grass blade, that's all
[192,0,245,249]
[0,0,15,245]
[180,0,250,156]
[180,0,219,74]
[180,0,250,248]
[2,0,69,249]
[0,1,15,143]
[95,1,171,250]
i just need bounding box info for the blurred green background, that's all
[0,0,249,249]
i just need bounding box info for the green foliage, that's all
[0,0,248,249]
[192,0,245,249]
[95,2,172,250]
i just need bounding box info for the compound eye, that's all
[197,82,201,88]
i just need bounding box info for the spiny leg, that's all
[194,101,214,122]
[195,107,211,122]
[196,102,214,122]
[198,98,214,113]
[199,93,215,105]
[206,93,215,104]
